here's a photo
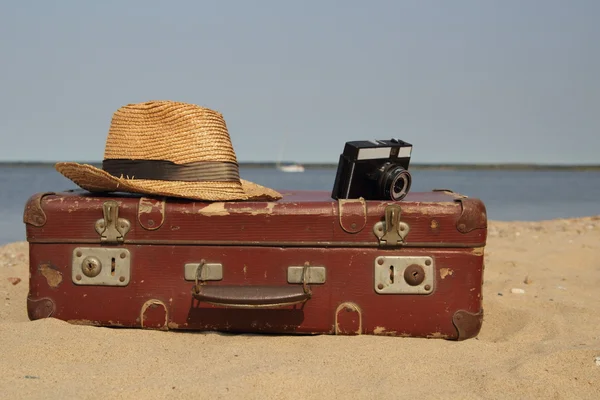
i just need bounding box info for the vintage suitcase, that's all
[23,188,487,340]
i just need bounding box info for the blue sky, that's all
[0,0,598,164]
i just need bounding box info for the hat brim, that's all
[55,162,282,201]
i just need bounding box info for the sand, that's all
[1,217,599,399]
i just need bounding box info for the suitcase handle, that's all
[192,285,311,308]
[191,261,312,309]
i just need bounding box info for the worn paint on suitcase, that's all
[24,189,487,340]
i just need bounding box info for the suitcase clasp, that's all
[373,204,410,246]
[72,247,131,286]
[374,256,434,295]
[95,201,131,244]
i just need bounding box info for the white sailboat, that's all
[276,135,305,172]
[277,163,305,173]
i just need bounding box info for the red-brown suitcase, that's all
[23,188,487,340]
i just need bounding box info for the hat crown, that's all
[103,100,238,165]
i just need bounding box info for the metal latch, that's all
[72,247,131,286]
[95,200,131,244]
[287,265,326,284]
[374,256,434,295]
[373,204,410,246]
[184,262,223,281]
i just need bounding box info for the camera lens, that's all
[377,163,412,201]
[390,169,411,200]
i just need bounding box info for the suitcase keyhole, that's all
[404,265,426,286]
[80,256,102,278]
[389,265,394,284]
[111,257,116,276]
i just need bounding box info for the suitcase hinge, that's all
[373,204,410,246]
[94,200,131,244]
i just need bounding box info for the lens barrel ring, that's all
[377,163,412,201]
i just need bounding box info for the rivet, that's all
[377,258,384,265]
[76,251,82,257]
[351,222,357,229]
[119,276,125,282]
[458,223,466,231]
[400,226,405,231]
[425,259,431,266]
[76,274,82,281]
[147,219,155,226]
[120,223,126,228]
[120,252,127,259]
[377,283,384,290]
[424,285,431,291]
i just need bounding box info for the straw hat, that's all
[55,100,282,201]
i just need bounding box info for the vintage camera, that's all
[331,139,413,201]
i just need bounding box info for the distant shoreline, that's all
[1,161,599,171]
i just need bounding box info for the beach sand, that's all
[1,217,599,399]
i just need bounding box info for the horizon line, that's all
[1,160,599,170]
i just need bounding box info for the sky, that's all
[0,0,598,165]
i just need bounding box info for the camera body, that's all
[331,139,413,201]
